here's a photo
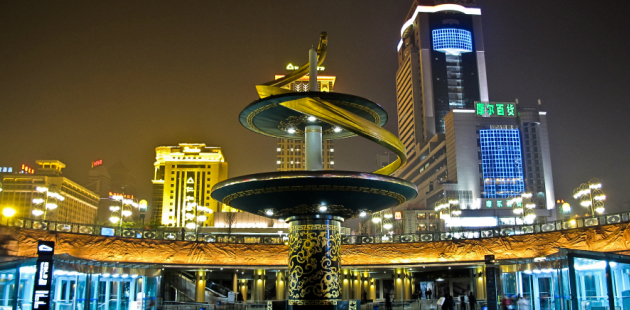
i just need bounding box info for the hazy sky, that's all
[1,1,629,213]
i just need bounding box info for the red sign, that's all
[21,164,35,174]
[394,211,402,220]
[108,192,134,199]
[92,159,103,167]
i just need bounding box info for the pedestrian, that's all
[427,288,432,300]
[517,295,530,310]
[424,288,428,299]
[460,294,466,310]
[180,227,186,240]
[442,292,454,310]
[468,291,476,310]
[385,291,393,310]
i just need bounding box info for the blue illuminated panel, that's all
[480,129,525,198]
[432,28,473,54]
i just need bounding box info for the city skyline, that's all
[0,0,629,212]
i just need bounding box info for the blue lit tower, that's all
[392,1,557,229]
[396,0,488,157]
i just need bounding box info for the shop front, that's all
[0,255,160,310]
[499,249,630,310]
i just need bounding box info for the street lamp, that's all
[383,209,393,231]
[573,178,606,217]
[139,200,148,226]
[435,196,460,229]
[510,190,536,224]
[1,207,16,225]
[109,194,139,230]
[32,185,64,220]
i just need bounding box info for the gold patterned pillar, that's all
[240,279,248,302]
[352,271,362,300]
[195,270,206,302]
[287,216,342,309]
[394,268,404,301]
[233,272,238,293]
[277,271,286,300]
[253,269,266,302]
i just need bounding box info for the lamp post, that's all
[1,207,16,225]
[573,178,606,217]
[510,190,536,225]
[109,194,139,230]
[435,195,460,230]
[139,200,148,226]
[31,185,64,221]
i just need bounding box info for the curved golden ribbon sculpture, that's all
[255,32,407,176]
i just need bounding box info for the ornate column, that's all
[288,216,341,309]
[232,272,238,294]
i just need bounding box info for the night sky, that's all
[1,1,629,213]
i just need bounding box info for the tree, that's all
[224,212,237,236]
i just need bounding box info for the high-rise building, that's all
[394,1,556,227]
[0,160,99,223]
[85,159,143,224]
[396,0,488,158]
[275,68,336,171]
[151,143,228,227]
[395,102,556,227]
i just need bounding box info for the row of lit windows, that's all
[479,129,525,199]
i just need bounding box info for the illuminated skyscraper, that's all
[151,143,228,227]
[396,0,488,157]
[394,1,556,228]
[275,66,336,171]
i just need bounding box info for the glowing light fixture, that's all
[287,128,296,134]
[319,205,328,212]
[333,127,342,133]
[308,116,317,122]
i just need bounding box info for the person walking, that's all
[427,288,432,300]
[468,292,477,310]
[441,292,454,310]
[385,291,393,310]
[460,294,466,310]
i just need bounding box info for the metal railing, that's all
[4,212,629,245]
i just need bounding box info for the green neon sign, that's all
[475,102,517,118]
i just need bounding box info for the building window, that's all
[417,213,426,220]
[429,213,437,220]
[479,129,525,198]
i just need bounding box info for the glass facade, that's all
[480,129,525,198]
[498,251,630,310]
[0,260,160,310]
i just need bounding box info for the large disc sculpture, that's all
[212,33,417,310]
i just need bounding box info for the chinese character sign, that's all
[33,241,54,310]
[475,102,516,118]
